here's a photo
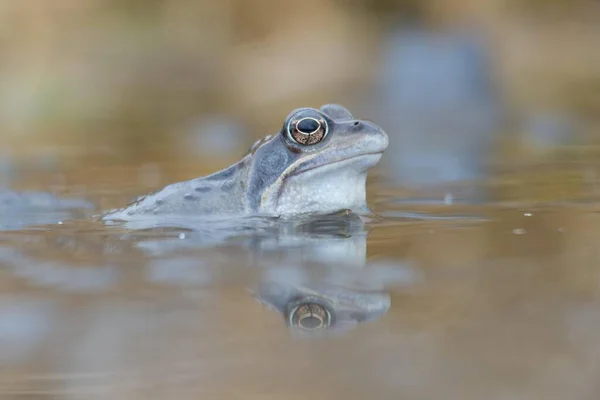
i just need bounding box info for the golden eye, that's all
[288,116,327,145]
[288,302,332,330]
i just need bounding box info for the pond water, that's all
[2,154,600,400]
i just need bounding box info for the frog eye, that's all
[287,114,328,146]
[288,302,332,331]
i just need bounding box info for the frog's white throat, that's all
[264,153,381,216]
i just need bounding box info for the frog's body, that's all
[103,104,388,221]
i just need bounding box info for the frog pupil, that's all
[296,118,320,134]
[299,315,323,329]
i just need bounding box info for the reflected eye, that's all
[288,302,332,331]
[287,113,328,145]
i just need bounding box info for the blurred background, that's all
[1,0,600,205]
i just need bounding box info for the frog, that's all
[102,104,388,221]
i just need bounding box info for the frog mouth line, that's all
[291,152,384,177]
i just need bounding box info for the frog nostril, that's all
[353,121,360,127]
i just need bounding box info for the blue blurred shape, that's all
[374,28,503,191]
[0,297,58,365]
[0,190,95,230]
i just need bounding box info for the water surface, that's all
[2,159,600,400]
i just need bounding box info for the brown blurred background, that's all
[1,0,599,185]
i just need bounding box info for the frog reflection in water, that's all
[103,104,388,220]
[253,278,391,334]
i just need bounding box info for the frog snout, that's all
[358,120,389,153]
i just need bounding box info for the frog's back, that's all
[103,162,249,221]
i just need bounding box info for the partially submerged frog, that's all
[103,104,388,221]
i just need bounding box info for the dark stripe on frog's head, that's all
[246,134,301,212]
